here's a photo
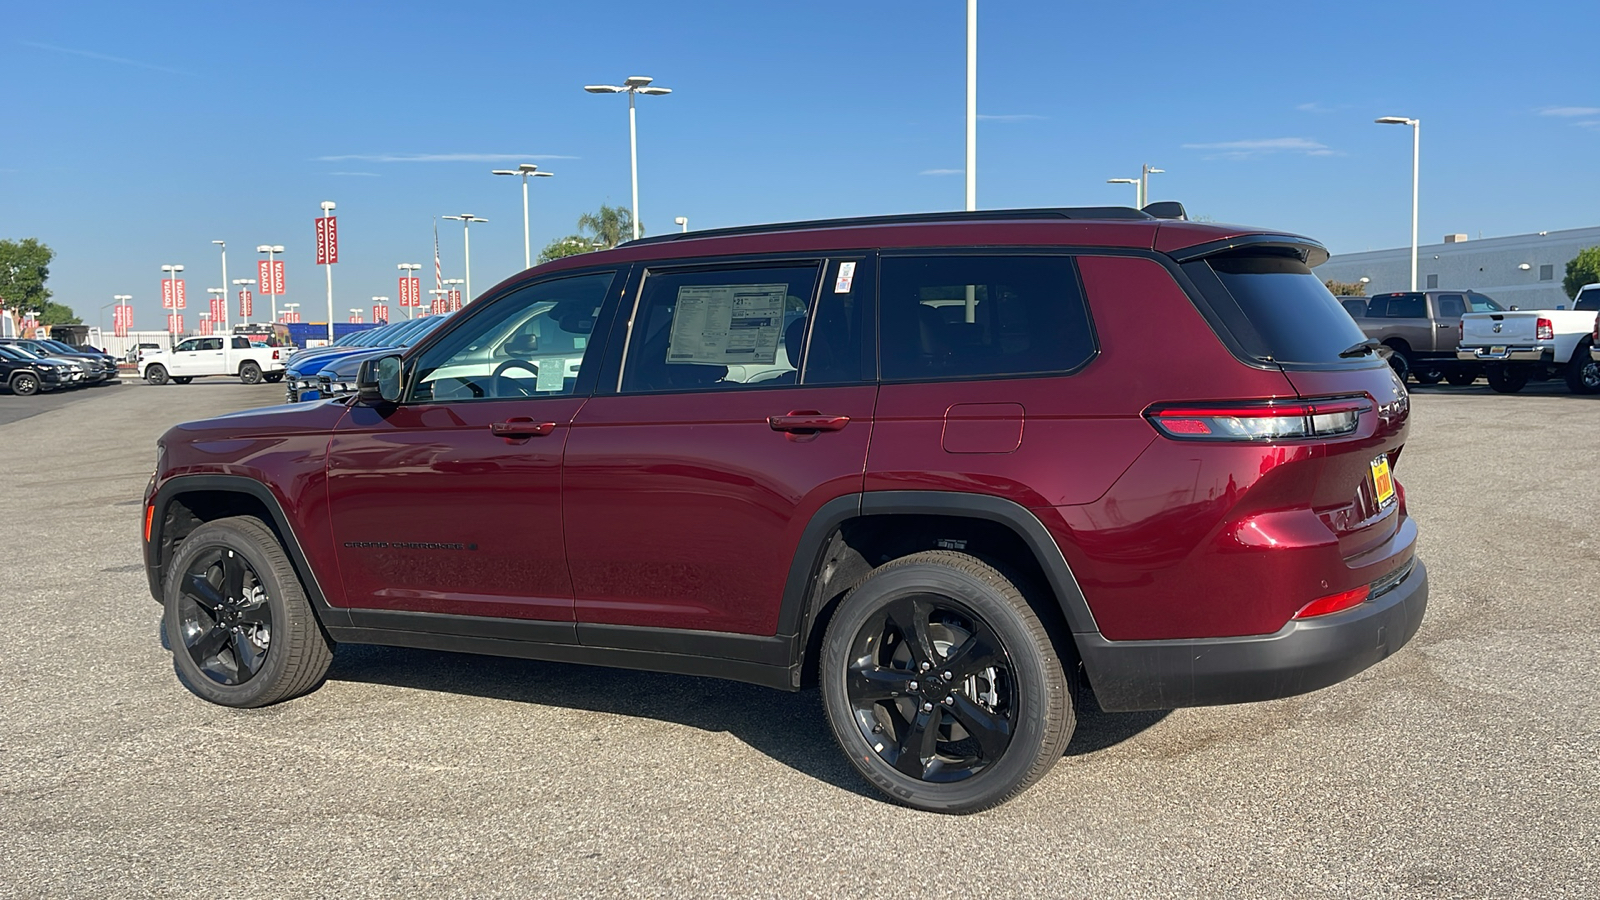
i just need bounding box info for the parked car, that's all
[1352,291,1501,385]
[284,318,435,401]
[34,338,120,381]
[298,315,454,401]
[1458,304,1600,393]
[0,337,117,384]
[1575,282,1600,312]
[128,342,163,364]
[143,206,1426,814]
[138,335,287,385]
[0,344,80,394]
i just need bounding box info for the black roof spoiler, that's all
[622,206,1157,247]
[1168,233,1331,268]
[1140,201,1187,220]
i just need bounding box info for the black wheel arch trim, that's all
[144,474,351,628]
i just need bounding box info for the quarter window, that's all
[879,255,1094,381]
[407,270,615,403]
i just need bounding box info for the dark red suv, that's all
[144,207,1426,813]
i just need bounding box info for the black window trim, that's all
[874,247,1101,386]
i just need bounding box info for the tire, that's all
[1413,368,1444,385]
[145,364,169,386]
[263,373,284,383]
[171,376,193,385]
[239,361,262,384]
[1385,349,1411,383]
[1445,371,1477,386]
[10,372,40,396]
[1486,365,1528,394]
[820,550,1075,814]
[1564,342,1600,394]
[163,516,334,708]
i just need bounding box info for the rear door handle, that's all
[490,418,556,437]
[767,412,850,433]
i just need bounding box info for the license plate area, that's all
[1371,455,1396,507]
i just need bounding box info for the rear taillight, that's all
[1145,397,1371,442]
[272,350,281,360]
[1591,315,1597,342]
[1458,321,1464,342]
[1293,585,1370,619]
[1536,318,1554,341]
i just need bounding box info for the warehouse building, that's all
[1314,225,1600,309]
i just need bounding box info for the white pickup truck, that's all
[139,335,289,385]
[1458,290,1600,393]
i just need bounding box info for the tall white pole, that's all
[267,247,277,323]
[629,89,641,240]
[1410,120,1420,292]
[463,224,473,302]
[965,0,977,211]
[521,175,531,269]
[217,243,230,333]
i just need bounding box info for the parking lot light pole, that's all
[232,278,257,329]
[584,76,672,241]
[257,244,285,323]
[211,241,229,333]
[283,303,299,324]
[320,201,338,343]
[492,164,553,270]
[966,0,977,211]
[1376,116,1421,291]
[397,263,421,319]
[1106,177,1141,207]
[441,215,486,303]
[674,216,688,233]
[1139,165,1164,208]
[444,278,465,312]
[160,264,183,345]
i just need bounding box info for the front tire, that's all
[1486,365,1528,394]
[1445,371,1477,386]
[145,364,169,386]
[171,376,193,385]
[263,372,284,383]
[10,372,40,396]
[1385,348,1412,383]
[163,516,333,708]
[1564,342,1600,394]
[1413,367,1444,385]
[820,550,1074,814]
[239,361,262,384]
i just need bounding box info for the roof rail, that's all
[623,206,1155,247]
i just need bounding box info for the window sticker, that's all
[536,358,566,392]
[666,283,787,365]
[834,261,857,294]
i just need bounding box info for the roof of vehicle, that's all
[519,207,1324,285]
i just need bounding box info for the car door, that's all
[166,338,205,376]
[562,256,877,638]
[1429,294,1467,352]
[323,268,623,624]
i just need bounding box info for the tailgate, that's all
[1461,312,1537,345]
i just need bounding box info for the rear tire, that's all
[10,372,40,396]
[1445,371,1477,386]
[145,364,168,386]
[1564,342,1600,394]
[263,373,283,383]
[1413,368,1444,385]
[239,362,262,385]
[1486,365,1528,394]
[171,376,193,385]
[820,550,1075,814]
[163,516,333,708]
[1385,348,1412,383]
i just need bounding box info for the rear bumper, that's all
[1457,346,1551,363]
[1077,559,1428,712]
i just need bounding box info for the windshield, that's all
[1192,254,1371,365]
[1575,288,1600,312]
[1467,292,1503,312]
[42,339,78,352]
[2,345,42,360]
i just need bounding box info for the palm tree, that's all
[576,204,638,249]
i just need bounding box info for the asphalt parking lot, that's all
[1,378,1596,899]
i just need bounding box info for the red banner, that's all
[348,312,362,324]
[199,317,213,336]
[398,276,420,307]
[448,289,462,311]
[161,278,175,309]
[258,259,285,295]
[113,304,132,337]
[281,310,300,324]
[174,279,186,309]
[238,290,253,318]
[430,293,446,315]
[168,312,184,333]
[315,216,338,265]
[209,296,227,323]
[372,304,388,323]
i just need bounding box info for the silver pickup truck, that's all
[1344,290,1501,385]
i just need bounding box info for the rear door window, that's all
[1435,294,1466,318]
[878,254,1094,381]
[1384,293,1426,318]
[1575,288,1600,312]
[1187,254,1370,365]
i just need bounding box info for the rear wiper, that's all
[1339,339,1382,358]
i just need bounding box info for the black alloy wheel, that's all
[239,362,262,384]
[10,372,40,396]
[175,547,273,686]
[843,595,1018,783]
[1486,365,1528,394]
[821,551,1075,813]
[1565,343,1600,394]
[1385,350,1411,383]
[146,364,169,385]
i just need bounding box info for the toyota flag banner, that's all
[209,295,227,323]
[258,259,285,296]
[113,303,133,337]
[398,276,420,308]
[168,312,184,334]
[372,303,388,323]
[238,290,253,318]
[315,216,339,265]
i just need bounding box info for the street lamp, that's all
[1140,165,1164,208]
[349,307,363,324]
[1375,116,1421,291]
[283,302,299,324]
[492,163,553,270]
[160,264,183,342]
[440,215,486,303]
[211,240,229,333]
[443,277,465,312]
[233,278,257,330]
[320,200,336,343]
[1106,177,1140,206]
[101,295,131,338]
[257,244,285,323]
[674,216,688,233]
[584,75,672,241]
[966,0,976,210]
[428,288,446,316]
[372,296,390,324]
[397,263,421,319]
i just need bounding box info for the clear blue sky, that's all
[2,0,1595,329]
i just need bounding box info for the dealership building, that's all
[1313,224,1600,308]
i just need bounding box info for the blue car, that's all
[288,315,451,401]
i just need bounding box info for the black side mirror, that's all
[356,355,404,405]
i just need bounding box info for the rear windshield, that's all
[1190,254,1370,365]
[1576,288,1600,312]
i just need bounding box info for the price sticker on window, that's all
[834,261,857,294]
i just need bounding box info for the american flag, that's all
[433,218,443,305]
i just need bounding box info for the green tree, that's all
[1324,279,1367,296]
[576,204,638,249]
[0,238,79,324]
[537,235,600,265]
[1563,246,1600,299]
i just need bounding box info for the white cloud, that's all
[1538,106,1600,117]
[20,40,196,77]
[328,171,380,177]
[316,153,579,163]
[977,114,1045,122]
[1295,102,1332,113]
[919,168,963,176]
[1182,137,1338,160]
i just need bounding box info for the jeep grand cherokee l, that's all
[143,207,1426,813]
